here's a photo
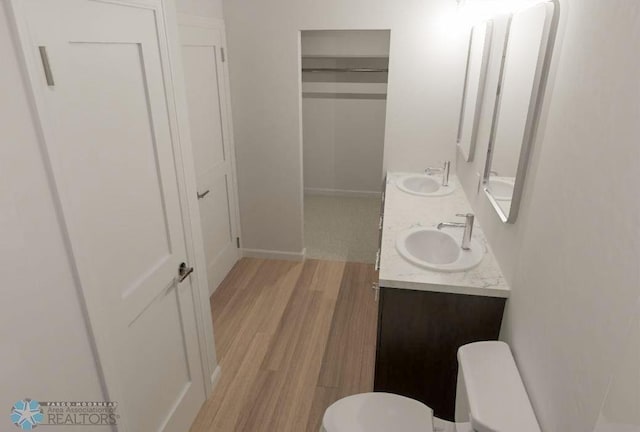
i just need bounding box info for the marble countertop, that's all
[379,172,510,298]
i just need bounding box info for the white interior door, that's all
[179,18,241,295]
[19,1,205,430]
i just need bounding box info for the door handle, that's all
[178,262,194,283]
[372,282,380,302]
[197,190,210,199]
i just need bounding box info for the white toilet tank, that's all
[454,341,542,432]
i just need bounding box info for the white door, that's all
[179,19,241,295]
[19,1,205,430]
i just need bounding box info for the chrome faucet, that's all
[437,213,475,250]
[425,161,451,187]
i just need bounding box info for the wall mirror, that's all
[483,1,557,223]
[457,20,493,162]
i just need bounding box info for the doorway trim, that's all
[298,28,391,260]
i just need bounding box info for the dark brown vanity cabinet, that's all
[373,287,506,421]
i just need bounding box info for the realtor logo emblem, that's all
[10,399,119,428]
[10,399,43,430]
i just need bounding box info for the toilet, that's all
[321,341,541,432]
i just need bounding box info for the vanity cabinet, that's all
[373,287,506,421]
[376,172,510,421]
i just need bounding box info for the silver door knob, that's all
[178,262,194,282]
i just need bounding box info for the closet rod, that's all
[302,67,388,73]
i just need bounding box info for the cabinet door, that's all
[374,288,505,421]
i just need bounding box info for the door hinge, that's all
[236,237,240,248]
[221,47,226,62]
[38,46,55,86]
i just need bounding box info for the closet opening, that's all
[301,30,390,263]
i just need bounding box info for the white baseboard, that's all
[304,187,381,198]
[210,365,222,390]
[242,247,306,262]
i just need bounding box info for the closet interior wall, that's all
[302,30,390,197]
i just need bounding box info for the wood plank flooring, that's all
[189,258,378,432]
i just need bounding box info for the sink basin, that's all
[396,175,455,197]
[487,178,514,200]
[395,227,484,272]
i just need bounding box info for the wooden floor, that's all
[189,258,379,432]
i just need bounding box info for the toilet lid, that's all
[322,393,434,432]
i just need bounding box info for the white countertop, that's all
[379,172,510,298]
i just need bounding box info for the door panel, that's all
[58,40,180,324]
[199,171,238,292]
[119,290,192,432]
[200,174,233,260]
[182,45,226,174]
[21,1,205,431]
[180,21,240,295]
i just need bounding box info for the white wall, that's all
[456,1,640,431]
[302,29,390,56]
[224,0,467,254]
[303,98,386,194]
[0,2,108,425]
[593,298,639,432]
[175,0,224,19]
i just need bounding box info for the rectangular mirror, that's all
[483,1,557,223]
[457,21,492,162]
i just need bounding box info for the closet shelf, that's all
[302,67,389,73]
[302,93,387,100]
[301,54,389,59]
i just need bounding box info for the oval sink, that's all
[396,175,455,197]
[395,228,484,272]
[488,178,514,201]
